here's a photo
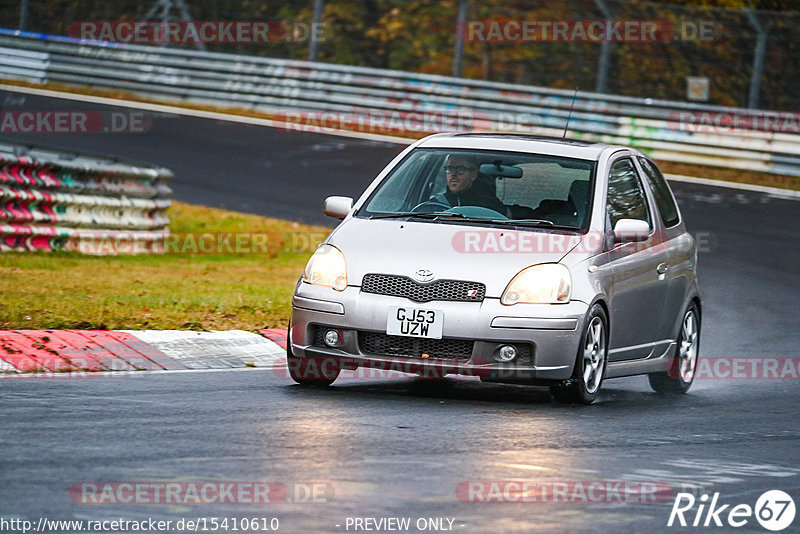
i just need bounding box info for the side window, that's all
[638,157,680,227]
[606,158,651,228]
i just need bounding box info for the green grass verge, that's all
[0,202,331,331]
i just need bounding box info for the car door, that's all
[635,156,695,343]
[605,156,672,361]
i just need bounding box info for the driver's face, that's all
[445,157,478,194]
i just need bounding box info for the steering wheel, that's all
[411,199,452,213]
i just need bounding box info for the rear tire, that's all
[550,304,608,405]
[286,326,340,386]
[649,303,700,394]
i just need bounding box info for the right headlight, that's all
[302,244,348,291]
[500,263,572,305]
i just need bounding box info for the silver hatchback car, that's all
[288,133,701,404]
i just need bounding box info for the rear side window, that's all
[638,157,680,227]
[606,158,651,228]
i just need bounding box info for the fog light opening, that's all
[324,329,340,347]
[495,345,517,363]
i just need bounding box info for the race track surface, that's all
[2,90,799,533]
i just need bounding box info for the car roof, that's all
[415,133,625,161]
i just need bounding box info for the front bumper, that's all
[290,282,589,382]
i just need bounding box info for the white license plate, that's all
[386,306,443,339]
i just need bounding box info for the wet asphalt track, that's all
[1,90,799,533]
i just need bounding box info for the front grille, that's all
[361,274,485,302]
[359,332,474,360]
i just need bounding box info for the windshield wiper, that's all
[500,219,579,229]
[369,211,463,220]
[369,213,565,227]
[500,219,581,230]
[496,218,555,227]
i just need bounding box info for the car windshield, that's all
[358,148,596,230]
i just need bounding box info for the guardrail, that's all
[0,29,798,177]
[0,140,172,254]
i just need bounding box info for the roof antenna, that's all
[562,86,579,139]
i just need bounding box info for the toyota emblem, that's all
[414,269,434,282]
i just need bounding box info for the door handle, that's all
[657,263,669,275]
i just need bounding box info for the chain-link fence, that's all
[1,0,797,110]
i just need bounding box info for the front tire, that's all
[286,326,340,386]
[649,303,700,394]
[550,304,608,405]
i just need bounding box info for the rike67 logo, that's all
[668,490,795,531]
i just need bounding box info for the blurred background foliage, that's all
[1,0,797,109]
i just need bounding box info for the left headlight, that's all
[501,263,572,305]
[303,244,348,291]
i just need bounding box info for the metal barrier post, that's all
[18,0,29,31]
[594,0,612,94]
[745,9,766,110]
[309,0,324,62]
[452,0,468,78]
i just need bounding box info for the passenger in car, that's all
[431,154,506,214]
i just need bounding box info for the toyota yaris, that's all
[288,133,701,404]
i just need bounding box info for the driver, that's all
[430,154,505,214]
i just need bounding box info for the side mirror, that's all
[613,218,650,243]
[324,196,353,219]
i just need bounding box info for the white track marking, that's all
[119,330,284,369]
